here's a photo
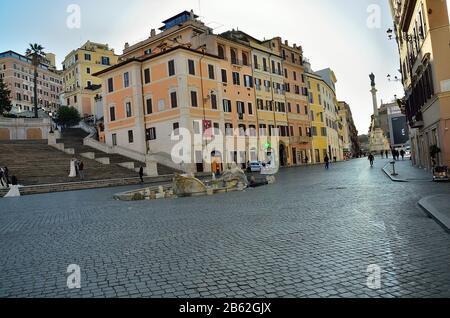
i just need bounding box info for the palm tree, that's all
[25,44,46,118]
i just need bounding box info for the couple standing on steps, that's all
[69,159,85,180]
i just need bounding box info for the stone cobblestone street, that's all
[1,158,450,298]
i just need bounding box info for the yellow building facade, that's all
[62,41,119,116]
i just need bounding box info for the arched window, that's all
[230,49,237,64]
[242,52,248,66]
[218,45,225,59]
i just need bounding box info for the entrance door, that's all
[292,148,297,165]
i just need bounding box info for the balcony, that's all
[290,136,312,144]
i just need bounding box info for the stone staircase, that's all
[0,140,140,186]
[57,129,176,176]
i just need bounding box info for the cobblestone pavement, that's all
[1,158,450,298]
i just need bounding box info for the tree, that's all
[25,43,46,118]
[55,106,81,128]
[0,77,12,114]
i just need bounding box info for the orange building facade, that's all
[95,11,339,173]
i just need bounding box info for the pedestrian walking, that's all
[324,155,330,170]
[368,154,375,167]
[385,150,389,159]
[78,160,85,180]
[333,156,337,163]
[139,166,144,183]
[304,156,309,164]
[0,168,6,188]
[3,167,10,184]
[396,150,400,161]
[400,149,406,160]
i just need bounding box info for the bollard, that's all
[390,161,398,176]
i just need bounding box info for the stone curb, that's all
[418,195,450,233]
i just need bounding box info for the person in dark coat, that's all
[400,149,406,160]
[78,161,85,180]
[368,154,375,167]
[324,155,330,170]
[139,167,144,183]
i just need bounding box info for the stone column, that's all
[371,86,379,128]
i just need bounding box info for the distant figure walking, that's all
[304,156,309,164]
[333,156,337,163]
[385,150,389,159]
[368,154,375,167]
[139,166,144,183]
[400,149,406,160]
[380,151,384,159]
[324,155,330,170]
[78,160,85,180]
[0,168,7,189]
[396,150,400,161]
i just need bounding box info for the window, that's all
[87,81,92,87]
[108,78,114,93]
[208,64,215,79]
[144,68,151,84]
[125,101,132,117]
[193,121,201,134]
[223,99,232,113]
[221,69,228,83]
[168,60,175,76]
[271,60,276,74]
[263,58,268,71]
[144,49,152,55]
[255,78,262,90]
[248,103,253,115]
[244,75,253,88]
[297,104,300,114]
[218,45,225,59]
[86,67,91,74]
[124,72,130,88]
[101,56,110,66]
[299,127,303,136]
[74,96,78,103]
[293,71,297,81]
[287,103,292,113]
[213,123,220,135]
[211,93,217,110]
[173,123,180,136]
[85,53,91,61]
[225,123,233,136]
[259,124,267,136]
[112,133,117,146]
[237,101,245,115]
[146,98,153,114]
[253,55,259,69]
[321,127,327,136]
[146,128,156,141]
[191,91,198,107]
[232,72,240,85]
[242,53,248,66]
[188,60,195,75]
[230,49,237,64]
[128,130,134,143]
[290,126,294,137]
[320,112,324,122]
[109,106,116,121]
[170,91,177,108]
[257,99,264,110]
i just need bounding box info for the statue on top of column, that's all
[369,73,376,87]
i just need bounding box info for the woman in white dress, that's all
[69,159,77,178]
[4,176,20,197]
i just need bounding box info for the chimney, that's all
[150,29,156,37]
[293,43,297,49]
[285,40,288,46]
[124,43,129,50]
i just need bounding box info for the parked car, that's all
[249,161,262,172]
[433,166,449,182]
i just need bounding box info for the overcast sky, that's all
[0,0,404,134]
